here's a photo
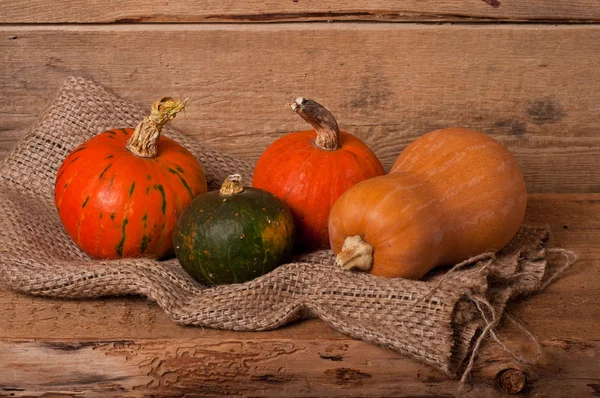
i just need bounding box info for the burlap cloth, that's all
[0,76,574,379]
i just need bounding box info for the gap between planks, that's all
[2,22,600,32]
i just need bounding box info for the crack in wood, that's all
[39,374,131,387]
[0,386,25,391]
[481,0,501,8]
[588,383,600,397]
[325,367,373,386]
[42,340,135,351]
[111,10,600,23]
[319,354,343,361]
[113,11,600,24]
[251,373,294,384]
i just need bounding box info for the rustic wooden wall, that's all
[1,2,599,193]
[2,1,600,22]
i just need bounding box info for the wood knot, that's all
[497,368,527,394]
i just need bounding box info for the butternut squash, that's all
[328,128,527,279]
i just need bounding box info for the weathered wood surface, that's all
[1,0,600,23]
[1,25,599,193]
[0,194,598,397]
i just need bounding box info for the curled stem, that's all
[291,97,341,151]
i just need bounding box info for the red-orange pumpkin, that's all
[252,98,384,249]
[329,128,527,279]
[55,97,207,259]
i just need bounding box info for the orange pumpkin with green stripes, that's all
[54,97,207,259]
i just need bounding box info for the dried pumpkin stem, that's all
[335,235,374,272]
[220,174,245,196]
[126,97,186,158]
[291,97,341,151]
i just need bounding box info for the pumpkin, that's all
[252,98,384,250]
[55,97,207,259]
[329,128,527,279]
[173,174,295,286]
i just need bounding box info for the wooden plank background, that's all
[1,24,599,193]
[1,0,600,23]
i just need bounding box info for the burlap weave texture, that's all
[0,76,564,377]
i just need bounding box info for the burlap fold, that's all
[0,77,567,377]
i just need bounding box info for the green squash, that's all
[173,174,295,286]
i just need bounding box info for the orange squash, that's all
[55,98,207,259]
[328,128,527,279]
[252,98,384,250]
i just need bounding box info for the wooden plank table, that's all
[0,194,598,397]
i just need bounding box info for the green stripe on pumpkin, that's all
[167,167,194,199]
[56,168,67,184]
[68,156,80,166]
[115,218,129,258]
[99,164,113,179]
[69,146,88,155]
[154,184,167,215]
[140,234,152,254]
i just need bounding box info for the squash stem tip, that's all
[290,97,341,151]
[126,97,186,158]
[335,235,374,272]
[220,174,245,196]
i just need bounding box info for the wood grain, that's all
[1,24,599,193]
[1,0,600,23]
[0,194,598,396]
[1,337,597,397]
